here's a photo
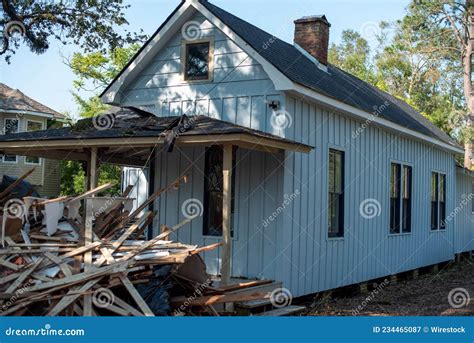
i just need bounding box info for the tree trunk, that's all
[463,0,474,169]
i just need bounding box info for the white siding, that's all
[454,171,474,253]
[281,95,459,296]
[120,13,283,126]
[118,9,470,298]
[152,146,284,280]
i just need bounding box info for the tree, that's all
[328,30,376,84]
[59,44,141,196]
[329,23,468,154]
[401,0,473,168]
[1,0,146,63]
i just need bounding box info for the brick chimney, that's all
[294,15,331,65]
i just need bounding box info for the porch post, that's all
[83,147,97,315]
[88,147,98,189]
[221,144,233,284]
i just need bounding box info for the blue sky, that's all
[1,0,410,117]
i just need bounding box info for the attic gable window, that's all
[183,41,213,81]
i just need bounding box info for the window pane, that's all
[25,156,40,165]
[439,174,446,230]
[4,119,18,135]
[431,173,438,230]
[203,146,235,237]
[3,155,17,162]
[328,149,344,237]
[27,121,43,132]
[402,166,412,233]
[390,163,401,234]
[185,42,210,81]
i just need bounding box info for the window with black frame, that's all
[328,149,344,238]
[402,165,412,233]
[390,163,412,234]
[390,163,401,234]
[439,174,446,230]
[431,172,447,230]
[203,146,235,237]
[184,42,211,81]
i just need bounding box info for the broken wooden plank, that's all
[171,292,270,307]
[43,252,73,277]
[94,212,152,268]
[47,279,101,316]
[5,257,44,294]
[65,183,113,205]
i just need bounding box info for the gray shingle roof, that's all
[0,83,65,119]
[200,0,461,149]
[0,107,313,151]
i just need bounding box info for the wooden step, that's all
[237,297,272,309]
[253,305,306,317]
[234,281,283,309]
[231,281,282,295]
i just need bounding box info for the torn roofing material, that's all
[0,107,313,152]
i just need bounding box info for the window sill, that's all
[430,229,447,233]
[181,78,214,85]
[388,232,412,237]
[202,235,238,242]
[327,236,345,242]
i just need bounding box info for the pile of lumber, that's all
[0,170,270,316]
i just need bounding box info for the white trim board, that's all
[288,85,464,155]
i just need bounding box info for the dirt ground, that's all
[302,259,474,316]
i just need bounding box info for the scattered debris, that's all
[0,169,273,316]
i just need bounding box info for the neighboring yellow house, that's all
[0,83,64,197]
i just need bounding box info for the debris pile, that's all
[0,169,269,316]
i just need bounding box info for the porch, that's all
[0,107,312,283]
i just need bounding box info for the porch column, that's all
[88,147,98,189]
[83,147,97,316]
[221,144,233,284]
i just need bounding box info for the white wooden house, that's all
[0,0,472,298]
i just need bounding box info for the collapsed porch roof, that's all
[0,107,313,167]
